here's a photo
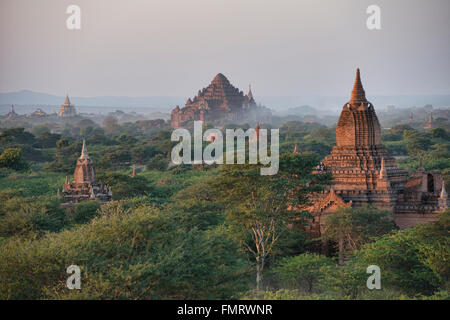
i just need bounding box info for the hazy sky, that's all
[1,0,449,97]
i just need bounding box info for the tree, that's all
[324,205,396,265]
[131,145,156,164]
[96,172,152,200]
[147,154,168,170]
[44,139,80,173]
[36,131,61,148]
[0,128,35,146]
[410,209,450,287]
[208,153,326,290]
[405,132,432,156]
[0,148,29,171]
[96,145,132,170]
[103,116,120,136]
[31,125,51,137]
[117,134,137,145]
[431,127,449,140]
[0,197,66,238]
[66,201,101,225]
[355,228,439,296]
[318,258,368,299]
[272,253,333,294]
[169,180,225,231]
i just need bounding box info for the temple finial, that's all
[248,84,253,100]
[294,143,299,154]
[65,94,70,105]
[350,68,367,104]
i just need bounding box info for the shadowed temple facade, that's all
[309,69,448,233]
[59,140,112,204]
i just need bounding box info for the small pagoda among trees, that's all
[59,140,112,204]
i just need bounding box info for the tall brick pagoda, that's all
[310,69,448,231]
[171,73,270,128]
[60,140,112,204]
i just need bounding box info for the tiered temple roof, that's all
[171,73,269,128]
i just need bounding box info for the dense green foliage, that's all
[0,148,29,171]
[0,203,250,299]
[0,119,448,300]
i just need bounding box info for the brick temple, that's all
[58,94,76,117]
[171,73,271,128]
[309,69,448,232]
[60,140,112,204]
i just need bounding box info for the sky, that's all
[0,0,449,98]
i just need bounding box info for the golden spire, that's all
[65,94,70,105]
[349,68,367,104]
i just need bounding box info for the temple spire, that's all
[419,155,424,172]
[248,84,253,100]
[441,184,448,200]
[349,68,367,104]
[293,143,299,154]
[65,94,70,105]
[80,139,89,159]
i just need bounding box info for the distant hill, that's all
[0,90,185,111]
